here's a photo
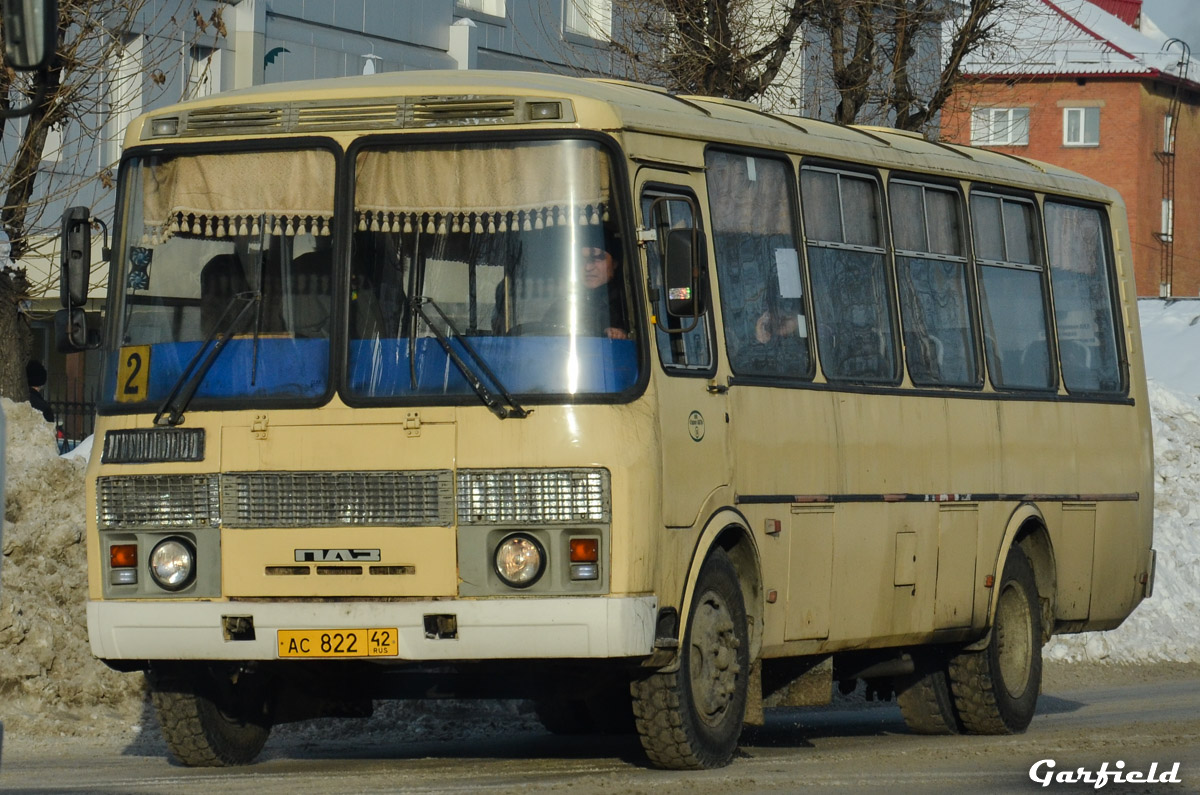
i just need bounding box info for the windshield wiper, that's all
[153,291,257,427]
[411,295,529,420]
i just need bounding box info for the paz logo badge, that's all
[688,410,705,442]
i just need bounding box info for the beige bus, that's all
[63,70,1154,769]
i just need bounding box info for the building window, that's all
[1161,198,1174,242]
[565,0,612,39]
[970,107,1029,146]
[1063,107,1100,146]
[105,35,144,167]
[457,0,505,16]
[1164,113,1175,154]
[187,46,221,100]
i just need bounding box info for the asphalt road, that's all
[2,664,1198,794]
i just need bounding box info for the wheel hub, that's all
[995,580,1033,699]
[689,589,742,726]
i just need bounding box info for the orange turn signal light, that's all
[110,544,138,569]
[569,538,598,563]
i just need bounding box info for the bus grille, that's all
[294,103,404,130]
[185,106,284,133]
[98,474,222,529]
[158,96,547,138]
[410,97,517,126]
[456,468,610,524]
[97,471,454,529]
[220,471,454,528]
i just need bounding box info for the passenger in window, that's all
[734,297,805,377]
[755,309,798,343]
[575,231,629,340]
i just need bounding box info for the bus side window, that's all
[705,150,811,380]
[889,180,979,387]
[1044,202,1124,394]
[801,166,898,384]
[971,193,1054,391]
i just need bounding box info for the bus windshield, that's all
[106,148,338,409]
[347,139,638,400]
[104,139,639,411]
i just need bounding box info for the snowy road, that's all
[2,664,1197,794]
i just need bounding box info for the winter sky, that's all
[1141,0,1200,50]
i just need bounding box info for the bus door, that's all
[638,175,731,528]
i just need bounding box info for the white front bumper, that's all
[88,596,658,661]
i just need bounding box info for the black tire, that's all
[148,664,272,767]
[896,659,963,735]
[948,547,1042,734]
[632,548,749,769]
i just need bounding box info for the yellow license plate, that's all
[277,628,399,658]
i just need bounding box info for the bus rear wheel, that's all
[895,653,963,735]
[948,547,1042,734]
[632,547,749,769]
[148,663,273,767]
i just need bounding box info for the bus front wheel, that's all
[148,663,273,766]
[632,547,749,769]
[948,547,1042,734]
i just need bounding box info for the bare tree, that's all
[603,0,1012,133]
[0,1,225,400]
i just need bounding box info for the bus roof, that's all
[130,70,1119,205]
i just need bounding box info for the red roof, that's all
[1086,0,1141,26]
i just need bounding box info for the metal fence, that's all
[49,398,96,454]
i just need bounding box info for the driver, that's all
[576,234,629,340]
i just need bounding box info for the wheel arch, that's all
[985,504,1057,643]
[678,508,763,662]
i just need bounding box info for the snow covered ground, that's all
[0,299,1197,738]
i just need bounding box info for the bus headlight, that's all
[494,533,545,588]
[148,537,196,591]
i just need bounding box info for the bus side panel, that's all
[1089,500,1149,628]
[727,385,839,648]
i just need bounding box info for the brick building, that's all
[942,0,1200,297]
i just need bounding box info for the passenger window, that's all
[1045,202,1124,394]
[705,150,811,380]
[641,191,713,371]
[971,192,1054,390]
[890,181,978,387]
[801,167,898,383]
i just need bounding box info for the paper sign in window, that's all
[775,248,802,298]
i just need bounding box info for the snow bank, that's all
[1,398,145,737]
[1140,298,1200,400]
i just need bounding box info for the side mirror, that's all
[664,227,706,318]
[2,0,56,71]
[54,306,98,351]
[60,205,90,308]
